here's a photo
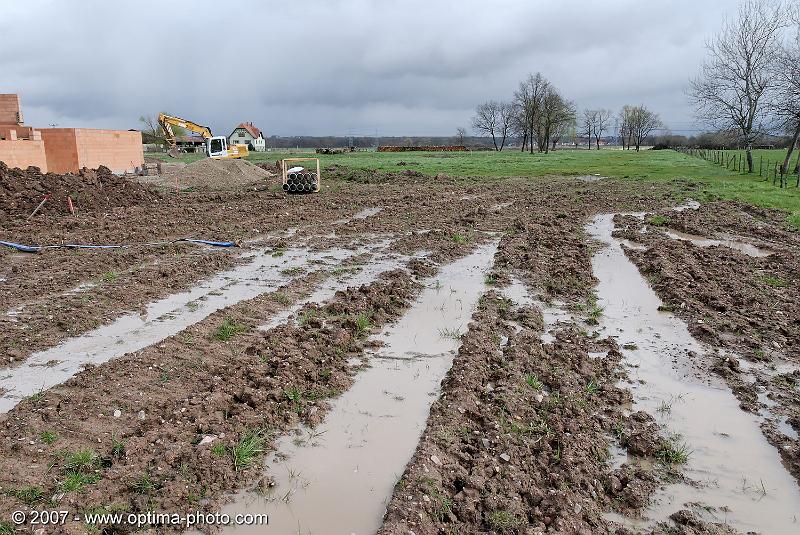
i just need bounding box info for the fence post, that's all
[759,156,762,177]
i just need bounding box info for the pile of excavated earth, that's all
[0,161,799,535]
[0,162,160,220]
[158,158,273,191]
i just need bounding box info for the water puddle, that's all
[587,213,800,533]
[662,229,770,258]
[333,207,383,225]
[217,241,499,535]
[0,242,385,413]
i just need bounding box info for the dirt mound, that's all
[162,158,273,190]
[0,162,161,220]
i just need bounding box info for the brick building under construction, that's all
[0,94,143,174]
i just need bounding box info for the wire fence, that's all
[675,147,800,189]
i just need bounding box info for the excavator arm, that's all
[157,113,213,155]
[156,112,247,160]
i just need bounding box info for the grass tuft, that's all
[213,318,247,341]
[232,430,266,472]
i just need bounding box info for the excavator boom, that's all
[156,113,247,159]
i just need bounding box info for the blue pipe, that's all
[1,239,238,253]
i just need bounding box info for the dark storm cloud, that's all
[0,0,733,136]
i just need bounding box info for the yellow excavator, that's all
[157,113,249,159]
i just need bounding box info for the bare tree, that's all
[689,0,786,172]
[549,98,576,151]
[497,102,514,151]
[139,115,166,144]
[456,127,467,146]
[581,110,596,150]
[514,73,549,153]
[618,106,636,150]
[472,101,504,151]
[593,109,612,149]
[772,10,800,180]
[629,105,663,151]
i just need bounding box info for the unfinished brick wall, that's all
[39,129,79,174]
[74,129,143,173]
[0,139,47,171]
[0,94,23,125]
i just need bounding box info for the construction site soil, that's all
[0,163,161,219]
[0,164,798,534]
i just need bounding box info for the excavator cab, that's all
[206,136,248,159]
[207,136,228,158]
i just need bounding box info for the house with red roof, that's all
[228,122,266,151]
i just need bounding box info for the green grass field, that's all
[148,148,800,227]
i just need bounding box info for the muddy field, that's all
[1,164,799,534]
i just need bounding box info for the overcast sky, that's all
[1,0,739,137]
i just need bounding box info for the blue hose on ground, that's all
[0,239,238,253]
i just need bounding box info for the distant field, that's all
[147,148,800,227]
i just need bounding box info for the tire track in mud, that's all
[216,240,499,534]
[0,236,397,412]
[614,202,800,496]
[378,287,649,534]
[0,236,491,533]
[0,267,419,533]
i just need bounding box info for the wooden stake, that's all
[27,194,51,220]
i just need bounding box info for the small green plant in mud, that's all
[280,266,305,276]
[211,443,227,457]
[64,449,99,472]
[130,473,157,494]
[438,326,463,340]
[452,232,470,244]
[486,510,523,532]
[419,477,453,522]
[57,448,102,493]
[524,374,543,391]
[0,521,15,535]
[656,437,691,466]
[284,387,304,414]
[213,318,247,341]
[40,430,58,445]
[586,379,599,395]
[298,308,318,326]
[583,295,604,325]
[26,389,45,403]
[271,247,286,257]
[484,273,498,285]
[761,275,788,288]
[60,471,100,493]
[185,300,200,312]
[271,291,291,305]
[232,430,266,471]
[646,214,670,227]
[8,486,44,506]
[111,436,125,458]
[353,312,373,337]
[102,271,119,283]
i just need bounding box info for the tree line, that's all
[689,0,800,174]
[470,73,663,152]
